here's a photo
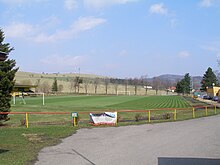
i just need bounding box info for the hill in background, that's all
[15,71,202,94]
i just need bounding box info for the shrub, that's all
[135,113,143,122]
[163,113,173,120]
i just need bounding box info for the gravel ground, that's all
[35,115,220,165]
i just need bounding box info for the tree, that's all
[93,77,99,94]
[133,78,139,95]
[201,67,218,91]
[175,73,191,95]
[140,75,149,95]
[152,77,161,95]
[104,77,110,95]
[0,29,18,121]
[52,78,58,93]
[38,81,51,94]
[58,84,63,93]
[83,78,90,94]
[124,78,128,95]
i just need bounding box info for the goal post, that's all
[116,91,131,96]
[12,92,45,106]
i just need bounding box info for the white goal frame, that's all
[13,92,45,106]
[116,91,131,96]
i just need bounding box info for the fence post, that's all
[215,105,217,114]
[192,108,195,118]
[148,111,151,123]
[71,112,78,127]
[174,109,177,121]
[73,117,76,126]
[205,106,208,116]
[25,113,29,128]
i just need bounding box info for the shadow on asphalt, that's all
[158,157,220,165]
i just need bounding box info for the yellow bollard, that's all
[215,105,217,114]
[148,111,151,123]
[192,108,195,118]
[116,112,118,125]
[73,117,76,127]
[174,109,177,121]
[71,112,78,127]
[205,106,208,116]
[25,113,29,128]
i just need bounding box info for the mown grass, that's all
[0,125,76,165]
[1,95,219,165]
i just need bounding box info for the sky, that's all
[1,0,220,78]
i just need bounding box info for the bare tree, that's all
[161,78,172,95]
[75,76,83,93]
[69,76,82,93]
[58,84,64,93]
[111,78,119,95]
[124,78,128,94]
[93,77,99,94]
[69,78,75,93]
[140,75,149,95]
[152,77,161,95]
[104,77,110,95]
[133,78,139,95]
[84,78,90,94]
[37,81,51,94]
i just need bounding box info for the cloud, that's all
[149,3,168,15]
[178,51,190,58]
[3,16,106,43]
[35,16,106,43]
[3,22,36,39]
[199,0,213,7]
[41,54,85,67]
[84,0,138,9]
[64,0,78,10]
[202,42,220,57]
[118,49,129,56]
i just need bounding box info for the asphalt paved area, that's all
[35,115,220,165]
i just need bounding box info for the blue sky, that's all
[1,0,220,78]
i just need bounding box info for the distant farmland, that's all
[15,71,171,95]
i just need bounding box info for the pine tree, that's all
[182,73,191,94]
[0,29,18,121]
[52,78,58,93]
[175,73,191,95]
[201,67,218,91]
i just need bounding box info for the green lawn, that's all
[12,95,190,111]
[1,95,218,165]
[8,95,191,125]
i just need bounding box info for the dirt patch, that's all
[22,133,45,143]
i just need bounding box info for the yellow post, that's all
[174,109,177,121]
[148,111,151,123]
[25,113,29,128]
[192,108,195,118]
[116,112,118,125]
[73,117,76,127]
[215,105,217,114]
[205,106,208,116]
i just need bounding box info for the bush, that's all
[163,113,173,120]
[135,113,143,122]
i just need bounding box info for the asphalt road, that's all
[35,115,220,165]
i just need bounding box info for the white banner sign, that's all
[90,112,117,125]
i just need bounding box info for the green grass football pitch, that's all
[8,95,193,125]
[12,95,190,111]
